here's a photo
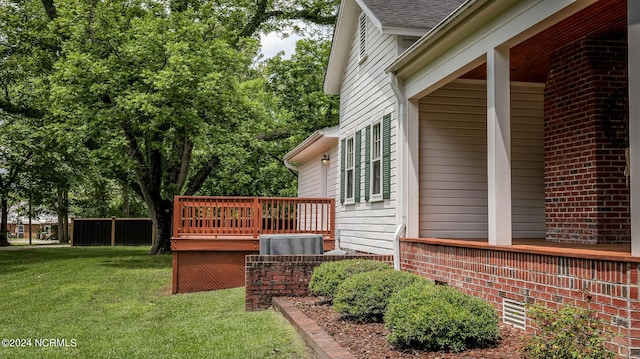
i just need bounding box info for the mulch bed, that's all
[292,296,528,359]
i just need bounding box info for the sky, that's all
[260,31,305,59]
[259,23,332,60]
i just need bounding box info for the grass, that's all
[0,247,310,358]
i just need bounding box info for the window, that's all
[365,114,391,202]
[371,122,382,197]
[345,136,355,201]
[358,13,367,62]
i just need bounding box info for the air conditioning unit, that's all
[259,234,323,255]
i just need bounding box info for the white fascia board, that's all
[283,126,340,163]
[380,26,428,37]
[324,0,359,95]
[386,0,488,75]
[398,0,596,99]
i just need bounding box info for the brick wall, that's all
[400,240,640,358]
[544,35,630,244]
[245,254,393,311]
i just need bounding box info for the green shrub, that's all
[385,282,500,352]
[333,270,427,322]
[522,303,617,359]
[308,259,392,299]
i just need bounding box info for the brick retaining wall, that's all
[245,254,393,311]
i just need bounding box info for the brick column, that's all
[630,0,640,256]
[544,35,630,244]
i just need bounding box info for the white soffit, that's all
[284,126,339,164]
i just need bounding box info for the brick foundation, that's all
[544,34,630,244]
[245,254,393,311]
[400,240,640,358]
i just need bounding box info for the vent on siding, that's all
[503,298,526,330]
[358,13,367,61]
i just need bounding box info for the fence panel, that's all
[72,219,112,246]
[72,218,152,246]
[115,219,153,246]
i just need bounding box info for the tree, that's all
[48,0,338,253]
[0,0,60,245]
[0,117,52,245]
[3,0,338,251]
[265,39,339,136]
[198,39,340,197]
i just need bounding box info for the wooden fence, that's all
[71,217,153,246]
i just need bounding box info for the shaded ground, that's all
[293,296,527,359]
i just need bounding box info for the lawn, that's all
[0,247,309,359]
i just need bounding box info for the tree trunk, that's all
[149,199,173,254]
[0,196,9,246]
[57,188,69,243]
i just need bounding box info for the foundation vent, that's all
[503,298,526,330]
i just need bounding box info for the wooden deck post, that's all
[69,217,74,246]
[110,216,116,246]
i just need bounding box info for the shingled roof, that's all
[361,0,467,30]
[324,0,469,94]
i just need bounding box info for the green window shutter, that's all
[354,130,362,203]
[382,114,391,200]
[364,125,371,202]
[340,138,346,204]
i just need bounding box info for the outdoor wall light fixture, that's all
[321,154,330,167]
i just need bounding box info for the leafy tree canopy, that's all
[1,0,339,251]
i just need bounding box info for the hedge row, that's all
[308,259,500,353]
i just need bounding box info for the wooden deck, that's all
[402,237,637,262]
[171,196,336,251]
[170,196,336,293]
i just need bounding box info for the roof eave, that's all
[284,126,340,163]
[324,0,431,94]
[380,25,429,37]
[324,0,359,95]
[386,0,490,76]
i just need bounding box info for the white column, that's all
[629,1,640,257]
[487,47,512,246]
[406,99,421,238]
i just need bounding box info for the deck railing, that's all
[172,196,335,239]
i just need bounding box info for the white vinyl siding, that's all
[419,80,545,239]
[336,11,400,254]
[298,149,339,199]
[326,145,339,200]
[298,161,323,198]
[297,146,339,234]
